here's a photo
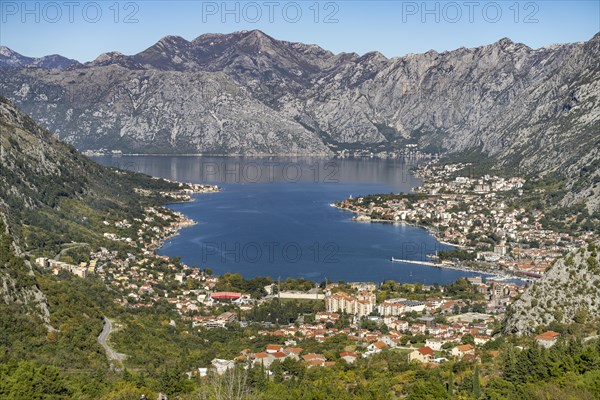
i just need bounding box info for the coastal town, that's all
[334,161,598,280]
[35,202,533,378]
[28,163,592,380]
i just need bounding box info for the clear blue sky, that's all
[1,1,599,61]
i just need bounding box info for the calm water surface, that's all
[93,156,487,284]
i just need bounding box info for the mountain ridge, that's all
[0,46,81,69]
[10,29,596,67]
[1,30,599,209]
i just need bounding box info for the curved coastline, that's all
[332,204,523,281]
[150,186,219,251]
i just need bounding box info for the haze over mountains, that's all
[1,30,599,208]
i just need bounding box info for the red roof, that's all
[535,331,560,341]
[456,344,474,352]
[285,347,303,355]
[303,353,326,362]
[211,292,241,300]
[418,347,435,356]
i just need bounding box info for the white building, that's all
[211,359,234,375]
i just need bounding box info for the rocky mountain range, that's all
[0,46,81,69]
[1,30,599,207]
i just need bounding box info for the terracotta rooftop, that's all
[372,341,387,349]
[535,331,560,341]
[284,347,303,355]
[456,344,474,352]
[418,347,435,356]
[303,353,326,362]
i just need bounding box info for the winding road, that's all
[98,317,126,362]
[54,242,88,261]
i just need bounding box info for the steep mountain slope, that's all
[504,243,600,335]
[0,96,182,251]
[0,66,330,154]
[0,30,599,206]
[0,99,201,397]
[0,217,52,331]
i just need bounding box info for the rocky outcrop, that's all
[0,215,52,329]
[504,243,600,335]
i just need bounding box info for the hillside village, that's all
[191,274,538,377]
[22,160,598,385]
[40,226,535,377]
[8,161,599,398]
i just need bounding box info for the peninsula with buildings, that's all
[334,161,599,281]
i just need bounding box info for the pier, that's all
[390,257,447,268]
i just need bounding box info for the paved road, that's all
[98,317,126,362]
[54,242,88,261]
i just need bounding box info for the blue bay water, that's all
[92,156,487,284]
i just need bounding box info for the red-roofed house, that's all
[303,353,326,363]
[272,351,287,360]
[366,340,387,354]
[340,351,358,364]
[253,352,275,368]
[266,344,283,354]
[535,331,560,348]
[408,347,435,363]
[451,344,475,358]
[283,347,303,359]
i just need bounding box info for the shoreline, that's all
[88,152,334,157]
[149,219,197,251]
[150,184,219,251]
[335,206,462,248]
[333,205,525,281]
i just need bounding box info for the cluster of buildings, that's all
[39,198,236,317]
[334,144,434,160]
[203,300,506,376]
[325,291,376,319]
[100,206,196,251]
[336,162,597,280]
[205,342,341,376]
[36,257,89,278]
[377,299,425,316]
[191,311,238,329]
[238,278,526,367]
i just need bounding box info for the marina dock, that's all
[390,257,448,268]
